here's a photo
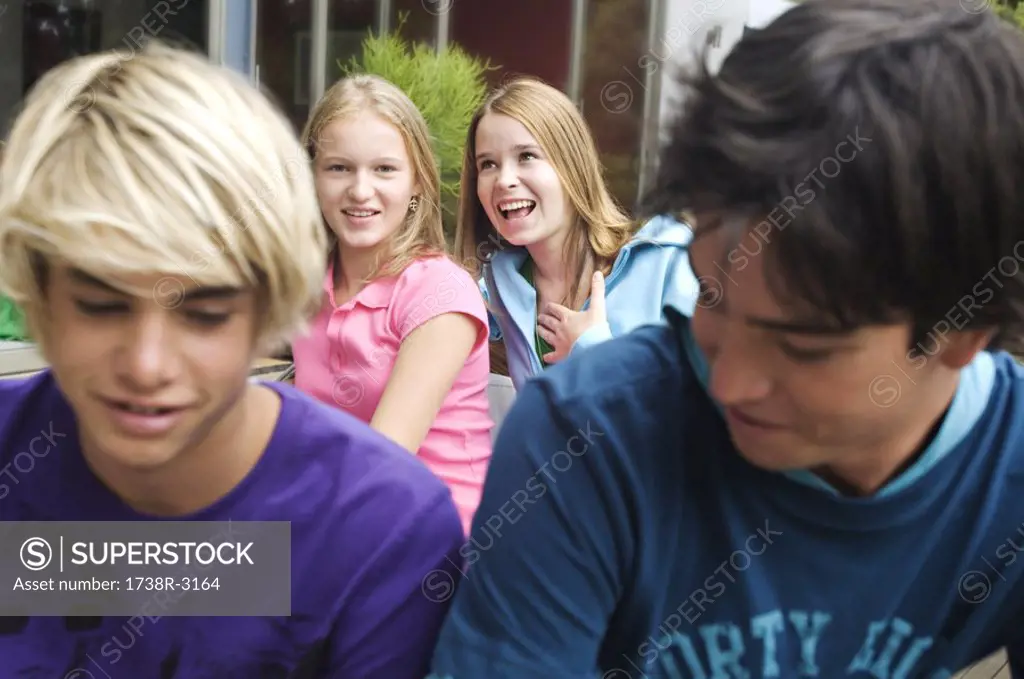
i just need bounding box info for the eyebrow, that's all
[475,143,541,161]
[688,259,851,337]
[69,268,242,302]
[745,315,853,337]
[318,155,404,164]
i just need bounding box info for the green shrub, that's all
[339,13,497,239]
[0,296,27,341]
[990,0,1024,29]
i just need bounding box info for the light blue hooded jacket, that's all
[481,214,700,391]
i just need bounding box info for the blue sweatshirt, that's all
[429,308,1024,679]
[481,214,699,391]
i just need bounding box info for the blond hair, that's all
[0,41,328,354]
[300,74,446,280]
[455,77,636,310]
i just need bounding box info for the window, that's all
[579,0,651,212]
[2,0,209,135]
[323,0,439,88]
[448,0,573,90]
[255,0,312,132]
[446,0,651,212]
[324,0,376,89]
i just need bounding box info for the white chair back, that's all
[486,373,516,442]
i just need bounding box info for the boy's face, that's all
[687,221,983,490]
[38,264,260,472]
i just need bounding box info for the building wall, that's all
[0,0,800,215]
[656,0,749,146]
[450,0,573,92]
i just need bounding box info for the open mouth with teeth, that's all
[101,395,182,417]
[112,401,179,416]
[498,199,536,220]
[343,208,381,219]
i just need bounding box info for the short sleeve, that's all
[391,258,490,343]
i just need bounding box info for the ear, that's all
[938,327,997,370]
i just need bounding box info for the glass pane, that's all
[255,0,312,133]
[325,0,376,88]
[449,0,572,90]
[394,0,436,47]
[2,0,209,135]
[580,0,650,212]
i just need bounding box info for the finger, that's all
[536,316,557,333]
[542,351,562,364]
[545,303,572,320]
[589,271,606,319]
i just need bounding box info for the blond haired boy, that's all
[0,42,462,677]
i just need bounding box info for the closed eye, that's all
[778,342,834,363]
[185,310,231,327]
[74,299,127,316]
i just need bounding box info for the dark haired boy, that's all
[429,0,1024,676]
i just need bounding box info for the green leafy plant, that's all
[0,296,27,341]
[340,12,498,238]
[994,0,1024,30]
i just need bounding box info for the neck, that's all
[525,229,571,287]
[81,383,279,516]
[335,245,381,298]
[815,373,960,497]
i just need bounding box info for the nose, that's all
[497,161,519,189]
[113,312,179,392]
[347,170,373,202]
[704,324,773,407]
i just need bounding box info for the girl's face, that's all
[313,111,420,253]
[474,113,573,249]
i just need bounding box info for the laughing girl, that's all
[455,77,700,391]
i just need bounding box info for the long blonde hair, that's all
[301,74,446,280]
[455,77,635,310]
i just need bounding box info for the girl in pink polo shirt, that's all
[291,74,492,533]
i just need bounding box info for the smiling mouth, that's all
[343,208,380,218]
[498,199,536,220]
[727,408,785,430]
[101,397,186,416]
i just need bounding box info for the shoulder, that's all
[0,371,70,444]
[262,382,461,527]
[256,385,463,647]
[506,313,701,476]
[983,352,1024,467]
[627,213,694,249]
[541,323,685,404]
[0,370,55,406]
[391,256,488,336]
[610,215,693,276]
[395,255,477,292]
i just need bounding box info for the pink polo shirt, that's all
[291,255,492,533]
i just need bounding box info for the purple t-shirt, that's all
[0,370,465,678]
